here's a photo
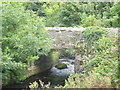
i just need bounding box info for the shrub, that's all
[29,80,50,89]
[81,14,102,27]
[2,2,52,86]
[2,2,52,63]
[85,27,118,88]
[56,71,111,88]
[2,60,27,86]
[82,26,108,44]
[73,26,119,88]
[76,26,109,56]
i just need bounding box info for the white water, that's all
[51,58,75,76]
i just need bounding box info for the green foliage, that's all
[2,2,119,88]
[2,60,27,86]
[82,26,108,44]
[58,2,114,27]
[65,49,76,56]
[2,2,52,86]
[42,2,61,27]
[110,1,120,27]
[50,50,60,62]
[23,2,45,16]
[29,81,39,88]
[83,27,119,88]
[29,80,50,89]
[56,72,111,88]
[81,14,96,27]
[92,36,119,88]
[24,2,120,28]
[2,2,51,63]
[58,2,82,27]
[80,14,108,27]
[61,26,119,88]
[24,2,61,27]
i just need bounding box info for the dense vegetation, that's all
[24,2,120,27]
[57,26,119,88]
[1,1,120,88]
[2,2,51,86]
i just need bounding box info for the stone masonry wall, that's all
[46,27,119,73]
[46,27,118,49]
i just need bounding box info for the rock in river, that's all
[55,63,67,69]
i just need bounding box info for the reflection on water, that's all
[3,58,75,89]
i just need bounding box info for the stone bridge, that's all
[46,27,118,49]
[46,27,118,73]
[28,27,118,77]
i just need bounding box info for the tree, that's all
[2,2,52,85]
[2,2,51,63]
[110,1,120,27]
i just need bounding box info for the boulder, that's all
[55,63,67,69]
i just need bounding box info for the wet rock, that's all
[55,63,67,69]
[71,62,74,64]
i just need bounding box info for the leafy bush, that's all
[58,2,114,27]
[2,2,52,63]
[63,26,119,88]
[58,2,82,27]
[80,14,102,27]
[65,49,75,56]
[56,71,111,88]
[24,2,61,27]
[92,35,119,88]
[2,60,27,86]
[83,27,119,88]
[76,26,109,56]
[110,1,120,27]
[2,2,52,86]
[82,26,108,44]
[29,80,50,89]
[24,2,120,28]
[41,2,61,27]
[64,49,76,59]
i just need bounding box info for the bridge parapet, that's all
[46,27,118,49]
[46,27,85,49]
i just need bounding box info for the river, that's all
[3,58,75,89]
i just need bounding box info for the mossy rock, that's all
[55,63,67,69]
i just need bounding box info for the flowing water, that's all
[4,58,75,89]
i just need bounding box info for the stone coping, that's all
[45,27,119,33]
